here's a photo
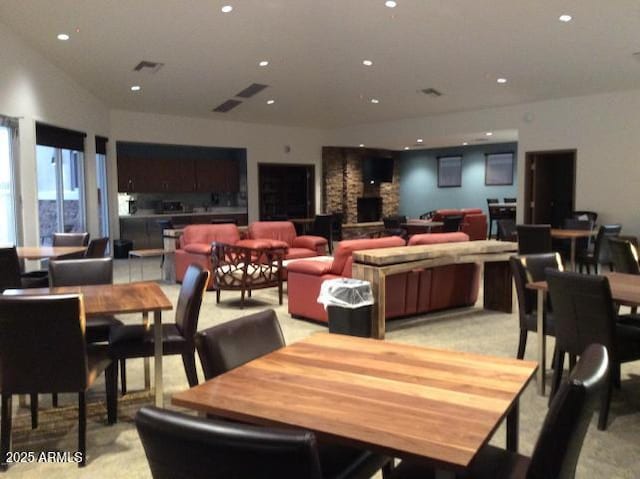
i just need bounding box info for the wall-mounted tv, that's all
[362,157,394,184]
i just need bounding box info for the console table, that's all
[352,240,518,338]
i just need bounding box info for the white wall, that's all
[108,110,328,237]
[0,22,110,246]
[329,89,640,235]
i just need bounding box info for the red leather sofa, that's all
[287,232,480,323]
[247,221,327,259]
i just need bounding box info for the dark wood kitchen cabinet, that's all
[117,155,147,193]
[194,158,239,193]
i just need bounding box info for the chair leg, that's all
[569,354,577,371]
[30,394,38,429]
[240,288,245,308]
[516,329,527,359]
[599,373,614,431]
[52,393,58,407]
[549,349,565,405]
[216,289,220,304]
[105,363,117,425]
[78,391,86,467]
[247,289,252,298]
[278,280,283,305]
[1,394,11,470]
[612,362,621,389]
[182,352,199,387]
[120,359,127,396]
[382,460,394,479]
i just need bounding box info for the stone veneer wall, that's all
[322,147,400,224]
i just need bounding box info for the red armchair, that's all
[247,221,327,259]
[461,214,488,240]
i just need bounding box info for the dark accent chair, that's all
[0,295,117,469]
[0,246,49,292]
[516,224,552,254]
[194,309,392,479]
[577,224,622,274]
[382,215,407,238]
[510,253,563,359]
[442,215,463,233]
[389,344,609,479]
[609,237,640,275]
[546,270,640,430]
[84,237,109,258]
[312,214,334,253]
[497,219,517,242]
[110,264,209,401]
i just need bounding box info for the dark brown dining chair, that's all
[312,214,334,253]
[109,264,209,400]
[510,253,563,360]
[84,237,109,258]
[577,224,621,274]
[389,344,609,479]
[608,237,640,275]
[0,295,117,469]
[442,215,463,233]
[497,219,517,242]
[546,270,640,430]
[53,232,90,247]
[382,215,407,238]
[503,198,516,203]
[516,224,552,254]
[194,309,392,479]
[0,246,49,292]
[136,406,325,479]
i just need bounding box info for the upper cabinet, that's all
[194,158,239,192]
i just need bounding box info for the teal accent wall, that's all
[399,142,517,218]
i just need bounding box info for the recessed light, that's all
[497,78,507,84]
[266,99,275,105]
[416,139,423,143]
[130,85,141,92]
[221,5,233,13]
[362,60,373,66]
[385,1,397,8]
[404,147,410,150]
[462,142,468,146]
[259,60,269,67]
[558,14,572,22]
[359,144,365,147]
[485,132,493,136]
[370,98,379,104]
[57,33,70,41]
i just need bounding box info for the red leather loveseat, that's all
[287,232,480,323]
[247,221,327,259]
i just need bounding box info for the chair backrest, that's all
[527,344,609,479]
[195,309,285,380]
[180,224,240,248]
[330,236,406,277]
[460,214,487,241]
[487,198,499,205]
[49,257,113,286]
[572,210,598,223]
[174,264,210,341]
[563,218,593,250]
[442,215,463,233]
[210,218,238,225]
[53,232,90,247]
[546,270,618,357]
[0,295,88,393]
[312,214,333,243]
[517,224,552,254]
[497,219,517,241]
[503,198,516,203]
[0,247,22,292]
[383,215,406,229]
[331,213,343,241]
[248,221,298,246]
[136,406,323,479]
[593,224,622,264]
[510,253,563,318]
[84,237,109,258]
[408,232,469,246]
[608,237,640,275]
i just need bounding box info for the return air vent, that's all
[421,88,443,97]
[235,83,269,98]
[133,61,164,73]
[212,99,243,113]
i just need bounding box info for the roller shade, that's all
[95,136,108,155]
[35,122,86,151]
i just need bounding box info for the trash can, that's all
[318,278,374,338]
[113,239,133,259]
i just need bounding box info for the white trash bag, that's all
[317,278,373,310]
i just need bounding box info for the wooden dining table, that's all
[173,333,537,478]
[17,246,87,260]
[526,272,640,396]
[4,281,173,407]
[550,228,596,271]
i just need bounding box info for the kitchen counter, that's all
[120,207,247,219]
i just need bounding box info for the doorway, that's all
[524,150,576,227]
[258,163,315,220]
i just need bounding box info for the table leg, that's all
[506,400,519,452]
[143,312,151,389]
[128,255,132,283]
[537,290,546,396]
[153,310,163,407]
[570,238,576,271]
[435,470,456,479]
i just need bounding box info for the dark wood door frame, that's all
[258,162,316,220]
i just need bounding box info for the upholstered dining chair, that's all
[109,264,209,402]
[0,246,49,292]
[194,309,392,479]
[84,237,109,258]
[53,232,90,247]
[577,224,621,274]
[516,224,552,254]
[312,214,334,253]
[546,270,640,430]
[442,215,463,233]
[0,295,117,469]
[497,219,517,242]
[388,344,609,479]
[609,237,640,275]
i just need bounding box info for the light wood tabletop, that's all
[5,282,173,407]
[17,246,87,260]
[550,228,596,240]
[173,333,537,475]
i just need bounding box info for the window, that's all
[485,152,514,186]
[437,155,462,187]
[0,117,18,245]
[35,123,86,245]
[95,136,110,239]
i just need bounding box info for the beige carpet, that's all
[6,258,640,478]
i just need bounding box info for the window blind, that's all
[95,136,108,155]
[35,122,86,151]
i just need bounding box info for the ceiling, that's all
[2,1,640,129]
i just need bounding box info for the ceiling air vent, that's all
[235,83,269,98]
[133,61,165,73]
[421,88,443,97]
[212,99,243,113]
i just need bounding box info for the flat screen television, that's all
[362,157,394,184]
